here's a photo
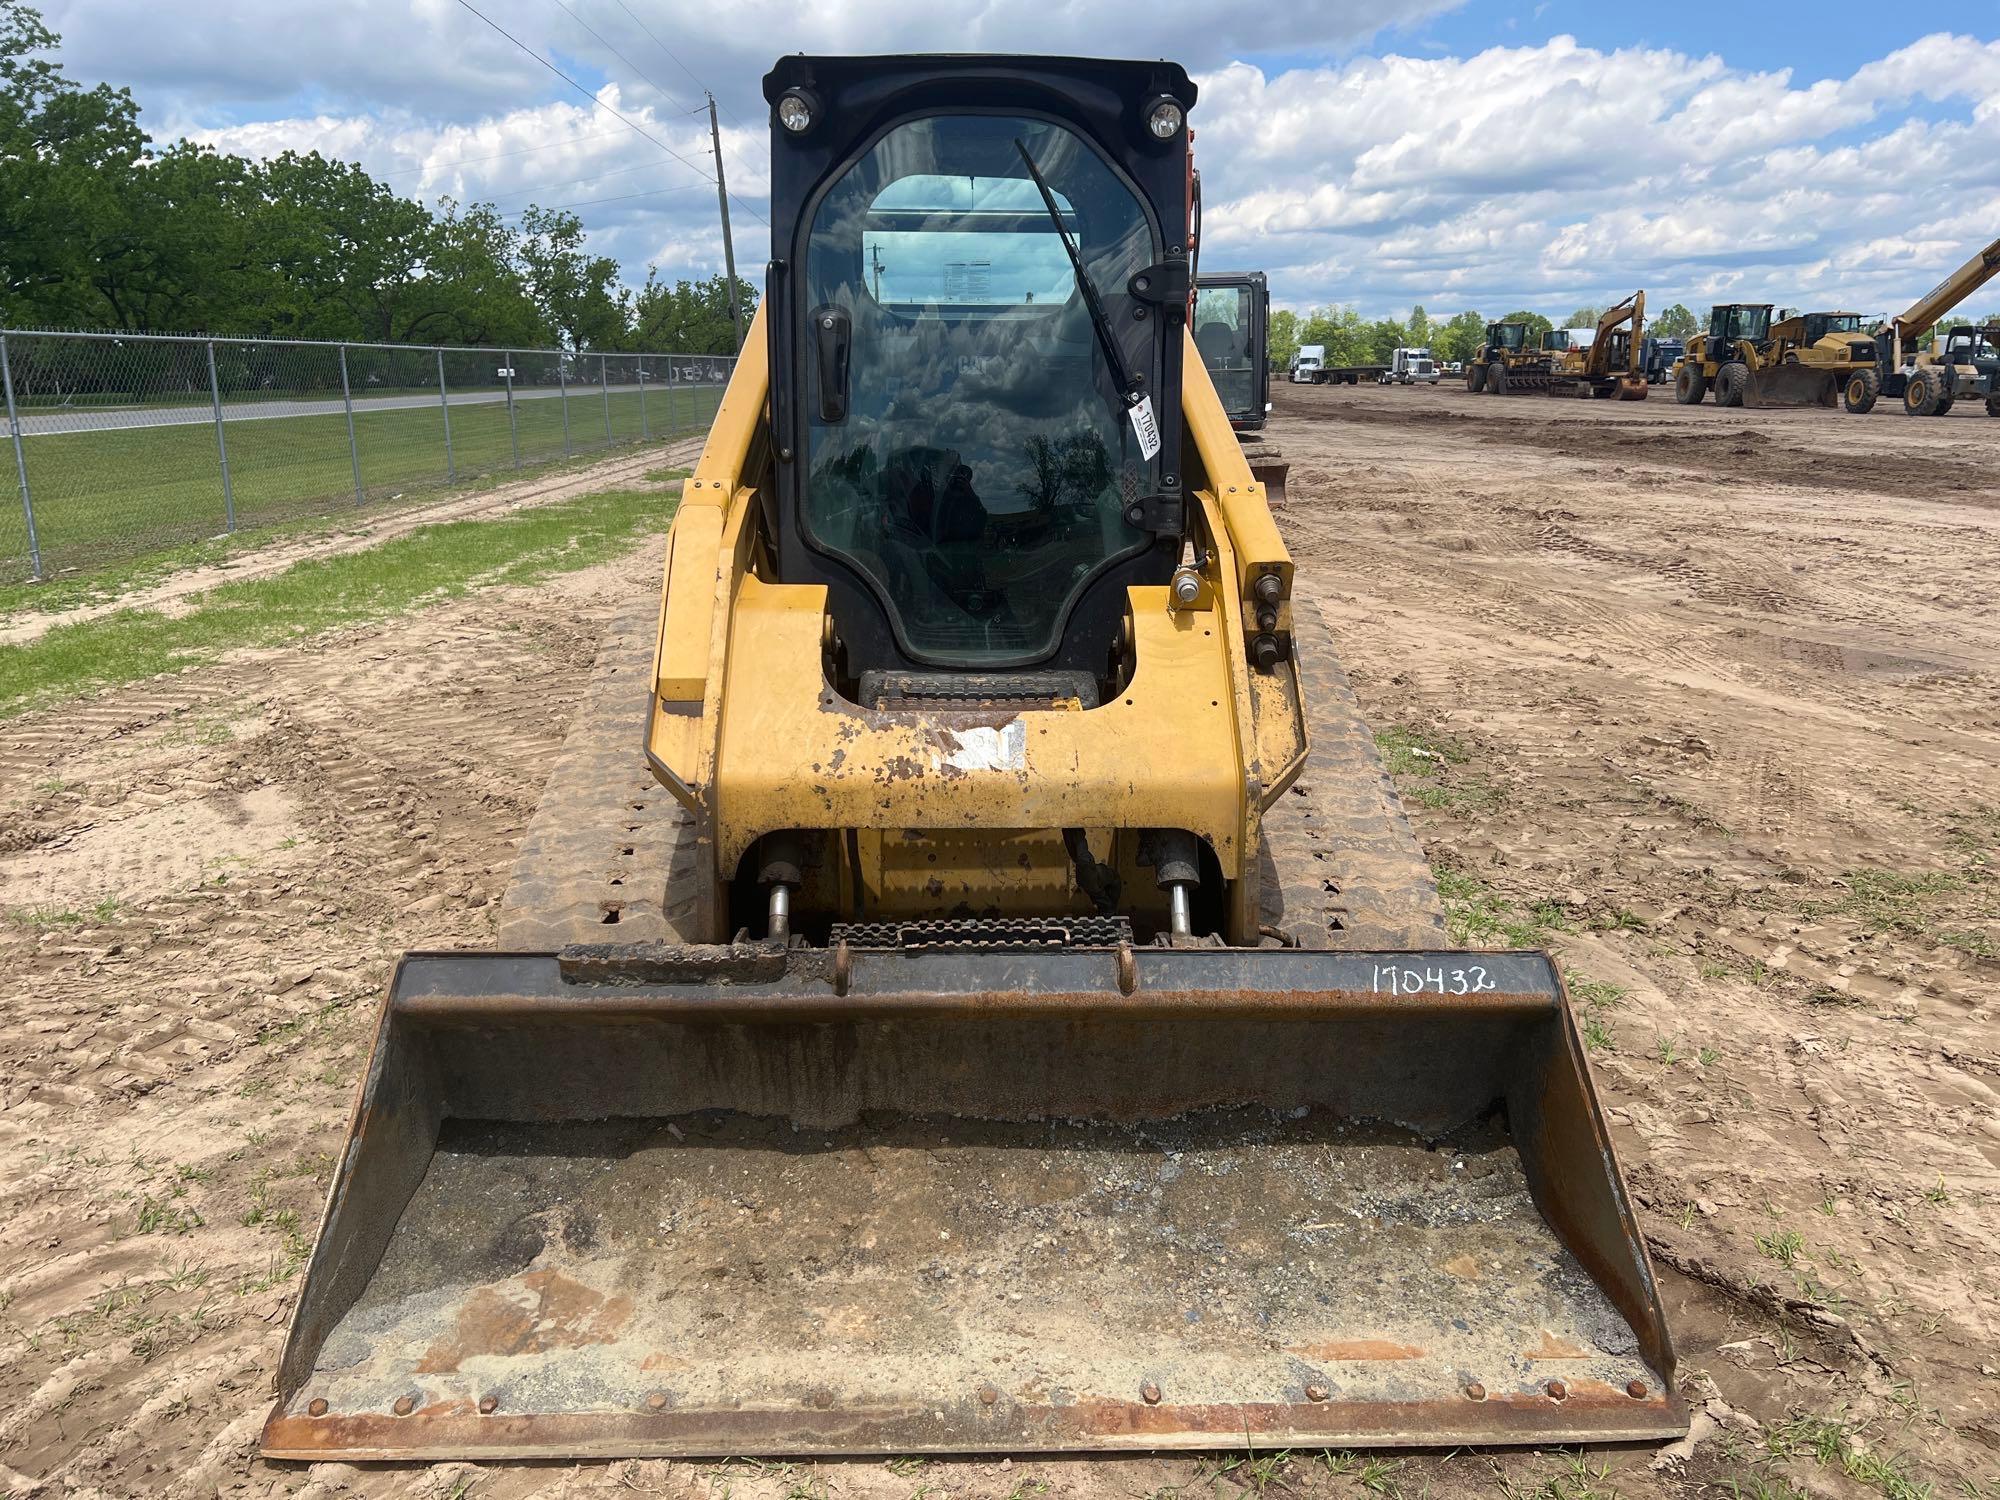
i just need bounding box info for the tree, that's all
[0,2,699,351]
[1299,304,1369,366]
[1650,303,1698,340]
[0,0,148,326]
[1267,307,1300,371]
[629,271,759,355]
[1432,310,1486,364]
[1406,304,1432,347]
[1563,306,1602,330]
[1366,317,1408,363]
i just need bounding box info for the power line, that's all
[600,0,765,215]
[499,180,711,219]
[548,0,701,117]
[452,0,759,221]
[375,126,629,180]
[486,155,708,209]
[607,0,717,110]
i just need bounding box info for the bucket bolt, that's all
[1140,1381,1162,1405]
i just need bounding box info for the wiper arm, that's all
[1014,139,1139,407]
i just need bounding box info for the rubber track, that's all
[1259,593,1450,950]
[497,599,700,947]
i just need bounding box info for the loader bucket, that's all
[263,942,1685,1461]
[1744,364,1839,408]
[1249,453,1289,508]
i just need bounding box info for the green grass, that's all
[1376,722,1501,812]
[1801,867,1995,958]
[0,478,683,719]
[4,386,719,584]
[1436,864,1569,948]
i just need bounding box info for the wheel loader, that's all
[1464,320,1555,393]
[262,54,1684,1463]
[1673,303,1842,408]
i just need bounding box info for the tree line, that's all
[1268,301,1701,369]
[0,2,751,353]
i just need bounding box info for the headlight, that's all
[777,89,817,135]
[1145,97,1184,140]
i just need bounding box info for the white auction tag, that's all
[1127,394,1162,460]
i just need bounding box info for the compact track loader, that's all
[264,55,1683,1463]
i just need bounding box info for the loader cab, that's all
[1708,303,1773,348]
[1192,270,1270,429]
[763,55,1194,682]
[1485,321,1529,352]
[1801,311,1864,342]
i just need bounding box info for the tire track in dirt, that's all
[0,546,666,1498]
[1272,382,2000,1490]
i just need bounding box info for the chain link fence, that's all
[0,329,737,584]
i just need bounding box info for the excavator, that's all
[261,55,1684,1462]
[1842,233,2000,415]
[1545,294,1649,400]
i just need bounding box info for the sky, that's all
[32,0,2000,325]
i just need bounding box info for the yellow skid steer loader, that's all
[263,55,1684,1462]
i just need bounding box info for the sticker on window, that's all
[1127,394,1162,460]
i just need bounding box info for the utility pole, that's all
[709,92,744,352]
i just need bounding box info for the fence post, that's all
[559,358,571,457]
[339,344,364,505]
[205,340,237,532]
[637,356,649,440]
[436,347,455,482]
[0,333,41,580]
[504,353,520,469]
[600,354,613,444]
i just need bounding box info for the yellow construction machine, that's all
[1464,319,1555,393]
[1843,233,2000,415]
[1546,293,1650,400]
[1673,303,1842,408]
[263,55,1683,1462]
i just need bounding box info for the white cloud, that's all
[31,4,2000,322]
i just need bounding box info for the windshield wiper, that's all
[1014,139,1141,410]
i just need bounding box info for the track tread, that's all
[497,601,700,947]
[1260,594,1449,950]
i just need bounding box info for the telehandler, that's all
[263,54,1682,1463]
[1843,233,2000,415]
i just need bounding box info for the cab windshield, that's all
[1491,324,1527,351]
[802,113,1158,666]
[1193,285,1256,417]
[1717,306,1772,342]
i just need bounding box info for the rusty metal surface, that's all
[263,946,1683,1460]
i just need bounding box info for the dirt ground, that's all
[1,383,1994,1498]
